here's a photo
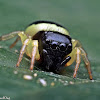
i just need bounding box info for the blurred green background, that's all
[0,0,100,100]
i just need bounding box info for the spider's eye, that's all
[67,43,72,50]
[59,43,66,51]
[45,39,50,44]
[51,41,58,50]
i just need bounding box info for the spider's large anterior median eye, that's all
[59,43,66,51]
[50,41,58,50]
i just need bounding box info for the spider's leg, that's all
[79,47,93,80]
[0,31,24,48]
[66,39,93,79]
[0,31,24,41]
[10,37,20,48]
[16,39,30,67]
[73,47,81,78]
[30,40,38,70]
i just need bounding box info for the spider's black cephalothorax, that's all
[39,31,72,73]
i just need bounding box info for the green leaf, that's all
[0,0,100,100]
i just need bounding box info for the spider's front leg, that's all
[16,38,39,71]
[67,39,93,80]
[73,47,93,80]
[30,40,39,70]
[73,47,81,78]
[16,38,31,67]
[79,47,93,80]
